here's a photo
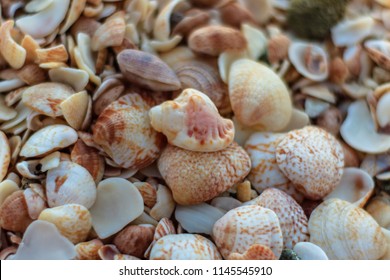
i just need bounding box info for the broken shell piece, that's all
[149,185,175,221]
[150,234,222,260]
[60,91,89,130]
[49,67,89,92]
[377,92,390,129]
[89,178,144,239]
[236,180,252,202]
[17,64,47,86]
[293,242,328,260]
[38,204,92,244]
[366,192,390,230]
[92,11,125,51]
[0,20,26,69]
[0,95,17,121]
[211,196,242,212]
[0,190,33,232]
[229,244,277,260]
[20,124,78,157]
[268,34,291,65]
[158,142,251,205]
[0,131,10,182]
[218,50,249,84]
[35,45,69,64]
[16,160,45,180]
[59,0,87,34]
[241,24,267,61]
[149,88,234,152]
[144,217,176,258]
[331,16,375,47]
[24,187,46,220]
[133,182,157,208]
[75,239,103,260]
[0,180,19,207]
[276,126,344,200]
[305,98,330,118]
[364,40,390,71]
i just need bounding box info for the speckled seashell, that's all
[150,234,222,260]
[212,205,283,260]
[93,94,164,169]
[149,89,234,152]
[246,188,309,249]
[0,131,10,182]
[276,126,344,200]
[46,161,97,209]
[229,59,292,131]
[144,217,176,258]
[38,204,92,244]
[158,142,251,205]
[309,199,387,260]
[75,239,103,260]
[0,190,33,232]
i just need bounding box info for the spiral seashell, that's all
[149,89,234,152]
[212,205,283,260]
[93,93,164,169]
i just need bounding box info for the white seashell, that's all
[49,67,89,92]
[0,131,10,182]
[210,196,242,212]
[241,23,267,60]
[305,97,330,118]
[39,151,61,172]
[20,124,78,157]
[218,50,249,84]
[281,109,310,133]
[16,160,45,179]
[0,78,25,93]
[89,178,144,239]
[0,180,19,207]
[377,92,390,128]
[331,16,374,47]
[293,242,328,260]
[25,0,53,13]
[301,85,336,104]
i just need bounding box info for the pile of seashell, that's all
[0,0,390,260]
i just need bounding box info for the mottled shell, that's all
[0,191,33,232]
[212,205,283,259]
[75,239,103,260]
[158,142,251,205]
[149,89,234,152]
[247,188,309,249]
[93,94,164,169]
[46,161,97,209]
[229,59,292,131]
[276,126,344,200]
[309,199,387,260]
[149,234,222,260]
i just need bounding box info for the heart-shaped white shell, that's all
[212,205,283,260]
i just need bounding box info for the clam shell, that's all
[0,190,33,232]
[92,11,125,51]
[212,205,283,259]
[0,131,11,182]
[309,199,387,260]
[149,89,234,152]
[149,234,222,260]
[0,20,26,69]
[93,94,164,169]
[158,142,251,205]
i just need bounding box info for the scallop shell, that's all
[149,88,234,152]
[0,20,26,69]
[158,142,251,205]
[308,198,387,260]
[0,190,32,232]
[144,217,176,258]
[229,59,292,131]
[92,94,164,169]
[149,234,222,260]
[212,205,283,260]
[276,126,344,200]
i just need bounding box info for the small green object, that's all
[287,0,349,39]
[280,249,301,260]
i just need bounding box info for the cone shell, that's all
[149,234,222,260]
[308,199,387,260]
[92,94,164,169]
[158,142,251,205]
[229,59,292,131]
[212,205,283,259]
[276,126,344,200]
[0,190,32,232]
[149,89,234,152]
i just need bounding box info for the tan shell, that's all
[0,131,11,182]
[0,20,26,69]
[276,126,344,200]
[133,182,157,208]
[38,204,92,244]
[212,205,283,260]
[229,59,292,131]
[309,199,387,260]
[246,188,309,249]
[92,11,125,51]
[93,94,164,169]
[75,239,103,260]
[0,190,33,232]
[149,234,222,260]
[149,89,234,152]
[268,34,291,65]
[366,192,390,230]
[188,25,247,56]
[60,91,90,130]
[49,67,89,92]
[17,64,47,86]
[0,179,19,207]
[364,40,390,71]
[158,142,251,205]
[35,45,69,64]
[149,184,175,221]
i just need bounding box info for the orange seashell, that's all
[268,34,291,65]
[0,191,33,232]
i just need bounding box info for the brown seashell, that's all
[340,141,360,168]
[17,64,47,86]
[316,106,343,136]
[113,224,155,258]
[0,131,11,182]
[92,11,125,51]
[117,49,181,91]
[268,34,291,65]
[134,182,157,209]
[188,25,247,56]
[20,35,39,64]
[75,239,103,260]
[92,94,164,169]
[190,0,221,7]
[236,180,252,202]
[158,142,251,205]
[93,85,124,116]
[35,45,69,64]
[172,9,210,38]
[0,20,26,69]
[0,191,33,232]
[219,1,255,28]
[71,16,101,38]
[329,57,349,84]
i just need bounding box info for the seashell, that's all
[246,188,309,249]
[144,217,176,258]
[59,0,87,34]
[0,20,26,69]
[71,140,105,184]
[241,23,267,61]
[238,0,272,24]
[316,106,342,136]
[159,46,196,69]
[0,101,30,132]
[304,97,330,118]
[20,35,39,64]
[23,188,46,219]
[300,85,336,104]
[268,34,291,65]
[190,0,221,7]
[117,49,181,91]
[20,124,78,158]
[25,0,53,13]
[113,224,155,258]
[188,25,247,56]
[149,184,175,221]
[8,135,22,166]
[149,88,234,152]
[11,220,76,260]
[276,126,344,200]
[60,91,90,130]
[158,142,251,205]
[308,198,387,260]
[331,16,374,47]
[35,45,69,64]
[229,59,292,131]
[133,182,157,208]
[75,239,103,260]
[16,160,45,180]
[5,87,25,107]
[363,40,390,71]
[93,85,124,116]
[131,211,158,227]
[172,9,210,38]
[70,16,101,38]
[16,0,70,39]
[211,196,242,212]
[288,42,328,82]
[376,92,390,129]
[92,94,164,169]
[340,100,390,154]
[17,64,47,86]
[0,190,33,232]
[212,205,283,259]
[0,180,19,207]
[175,203,225,235]
[74,35,101,86]
[329,57,350,85]
[92,11,125,51]
[38,204,92,244]
[38,151,60,172]
[150,234,222,260]
[293,242,328,260]
[0,78,25,93]
[219,1,255,28]
[281,109,311,134]
[236,180,252,202]
[0,246,17,260]
[89,178,144,239]
[380,228,390,260]
[0,131,10,183]
[366,192,390,230]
